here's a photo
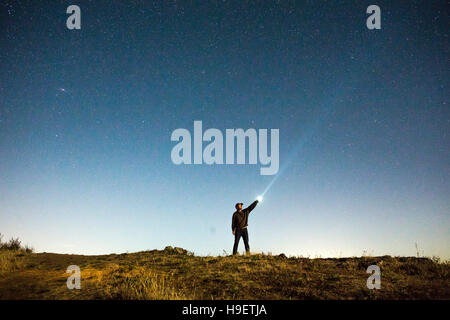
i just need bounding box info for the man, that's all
[232,200,259,255]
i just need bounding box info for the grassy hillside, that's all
[0,246,449,299]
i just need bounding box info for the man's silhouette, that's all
[232,200,259,255]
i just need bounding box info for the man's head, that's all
[235,202,243,211]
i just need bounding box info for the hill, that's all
[1,246,449,299]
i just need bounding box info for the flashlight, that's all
[257,195,263,202]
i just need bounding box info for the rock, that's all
[163,246,189,255]
[174,247,188,254]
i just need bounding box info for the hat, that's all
[235,202,243,209]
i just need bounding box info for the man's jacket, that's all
[232,200,258,232]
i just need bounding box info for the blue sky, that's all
[0,0,448,258]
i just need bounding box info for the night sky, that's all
[1,1,448,258]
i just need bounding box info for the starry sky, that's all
[0,1,448,258]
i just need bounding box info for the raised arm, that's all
[244,200,259,214]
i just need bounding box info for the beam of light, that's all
[260,123,316,198]
[259,80,352,200]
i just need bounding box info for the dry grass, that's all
[0,250,26,274]
[0,248,449,300]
